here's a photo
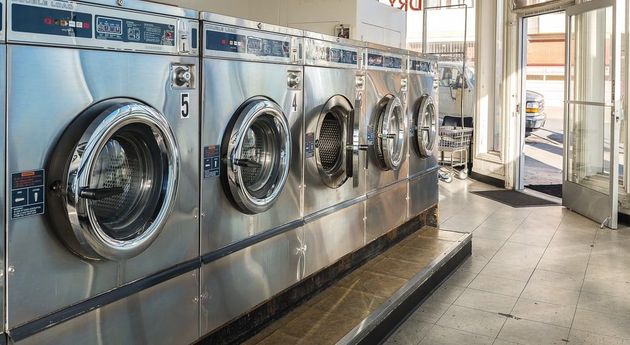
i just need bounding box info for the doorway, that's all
[521,12,566,199]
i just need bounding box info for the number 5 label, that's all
[181,92,190,119]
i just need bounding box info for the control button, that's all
[175,68,192,86]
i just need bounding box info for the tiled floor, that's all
[386,179,630,345]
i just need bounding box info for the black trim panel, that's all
[469,171,505,188]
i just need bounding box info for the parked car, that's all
[438,62,546,134]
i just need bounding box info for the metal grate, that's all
[90,138,145,222]
[319,113,343,172]
[240,127,265,188]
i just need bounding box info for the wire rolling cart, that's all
[438,126,473,182]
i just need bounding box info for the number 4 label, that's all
[181,92,190,119]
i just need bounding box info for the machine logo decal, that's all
[11,169,45,219]
[305,132,315,158]
[204,145,220,178]
[11,3,92,38]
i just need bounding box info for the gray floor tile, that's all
[384,319,433,345]
[581,278,630,298]
[572,308,630,339]
[577,291,630,318]
[419,324,495,345]
[437,305,507,338]
[454,288,518,314]
[519,280,581,306]
[529,269,584,291]
[480,262,535,282]
[411,300,451,323]
[511,298,576,328]
[497,318,569,345]
[468,273,527,297]
[443,268,478,288]
[492,340,523,345]
[568,329,630,345]
[425,284,465,305]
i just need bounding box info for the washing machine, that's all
[199,13,305,335]
[364,43,409,243]
[0,0,6,341]
[407,51,440,219]
[5,1,200,343]
[302,31,367,276]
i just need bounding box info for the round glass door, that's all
[315,95,351,189]
[373,95,406,171]
[53,101,179,261]
[223,97,291,214]
[414,95,437,158]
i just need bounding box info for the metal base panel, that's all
[303,200,366,277]
[13,272,200,345]
[200,227,304,335]
[408,169,439,221]
[366,180,409,244]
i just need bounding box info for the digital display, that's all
[312,45,357,65]
[369,53,402,69]
[96,17,122,35]
[206,30,290,58]
[95,15,175,46]
[411,60,431,72]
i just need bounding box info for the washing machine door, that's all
[414,95,437,157]
[315,95,355,189]
[222,97,291,215]
[372,95,406,171]
[49,101,179,261]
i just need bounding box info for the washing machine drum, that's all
[414,95,437,157]
[222,97,291,215]
[315,95,353,189]
[372,95,406,171]
[47,101,179,261]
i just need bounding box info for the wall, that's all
[148,0,406,48]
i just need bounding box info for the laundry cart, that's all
[438,126,473,181]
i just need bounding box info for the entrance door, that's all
[563,0,622,229]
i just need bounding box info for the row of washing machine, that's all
[0,0,439,344]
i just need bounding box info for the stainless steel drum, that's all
[315,95,353,189]
[49,101,179,261]
[372,94,406,171]
[413,95,438,158]
[222,97,291,214]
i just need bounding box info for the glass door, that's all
[564,0,622,229]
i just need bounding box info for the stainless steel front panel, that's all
[408,170,439,219]
[365,70,408,191]
[200,227,303,334]
[0,45,6,334]
[15,271,199,345]
[201,59,302,254]
[303,201,365,277]
[303,66,365,216]
[6,45,199,327]
[408,68,439,178]
[365,180,408,243]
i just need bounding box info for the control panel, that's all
[409,58,436,75]
[204,23,300,64]
[8,0,199,55]
[304,38,361,69]
[367,50,404,72]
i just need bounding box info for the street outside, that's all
[523,79,564,187]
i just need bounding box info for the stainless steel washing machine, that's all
[0,0,6,340]
[5,1,199,343]
[302,31,366,276]
[364,43,409,243]
[407,51,439,218]
[199,13,305,335]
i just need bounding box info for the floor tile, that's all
[337,270,408,299]
[480,262,535,282]
[454,288,518,314]
[511,298,575,328]
[492,340,522,345]
[519,280,580,306]
[443,268,478,288]
[437,305,507,338]
[468,273,528,297]
[411,300,451,323]
[419,324,495,345]
[581,278,630,298]
[572,308,630,339]
[384,319,433,345]
[425,284,465,305]
[497,318,569,345]
[577,291,630,318]
[568,329,630,345]
[528,269,584,291]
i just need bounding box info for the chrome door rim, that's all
[315,95,351,189]
[374,95,406,171]
[66,102,179,260]
[415,95,437,158]
[225,98,291,214]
